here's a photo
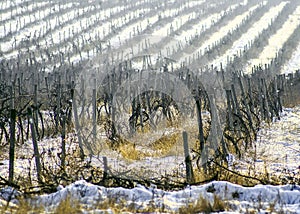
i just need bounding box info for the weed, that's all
[55,195,82,214]
[6,196,45,214]
[179,194,227,214]
[150,132,180,156]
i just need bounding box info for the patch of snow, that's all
[244,3,300,74]
[255,106,300,175]
[281,40,300,74]
[177,3,260,67]
[2,180,300,212]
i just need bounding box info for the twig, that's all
[211,160,268,185]
[0,175,20,189]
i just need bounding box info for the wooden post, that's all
[146,91,155,129]
[209,94,228,157]
[55,76,62,135]
[92,78,97,146]
[28,107,42,184]
[231,84,241,117]
[247,77,254,115]
[103,156,108,180]
[195,89,205,153]
[258,78,265,121]
[225,90,233,129]
[273,76,280,119]
[61,114,66,170]
[138,87,144,132]
[182,131,194,184]
[8,84,16,183]
[79,76,86,119]
[276,75,283,113]
[238,76,254,143]
[33,84,40,139]
[261,78,270,122]
[72,88,85,160]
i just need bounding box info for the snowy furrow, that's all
[161,3,240,58]
[86,1,236,67]
[0,1,56,38]
[245,4,300,74]
[126,1,241,68]
[69,8,153,63]
[121,11,199,60]
[0,0,32,14]
[0,2,134,60]
[153,12,198,38]
[281,41,300,74]
[177,2,265,66]
[1,0,161,63]
[40,5,135,47]
[0,1,50,24]
[0,3,76,52]
[208,1,288,71]
[69,1,206,63]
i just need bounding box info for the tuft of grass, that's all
[94,197,142,213]
[106,137,147,160]
[212,194,226,212]
[5,197,45,214]
[106,132,180,160]
[179,195,227,214]
[150,132,180,156]
[55,195,82,213]
[118,142,142,160]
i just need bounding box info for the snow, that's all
[209,1,287,71]
[254,106,300,177]
[70,1,205,63]
[1,0,300,78]
[1,105,300,212]
[0,2,76,54]
[0,0,31,11]
[99,1,238,70]
[163,3,239,59]
[69,7,154,63]
[281,40,300,74]
[244,3,300,74]
[177,2,261,67]
[0,1,54,39]
[0,0,46,22]
[2,179,300,213]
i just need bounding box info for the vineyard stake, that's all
[8,84,16,183]
[182,131,194,184]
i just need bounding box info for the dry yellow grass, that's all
[150,132,180,156]
[106,131,181,160]
[3,197,44,214]
[55,195,82,213]
[179,194,227,214]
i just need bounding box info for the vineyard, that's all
[1,0,300,212]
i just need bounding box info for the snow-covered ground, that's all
[177,2,255,65]
[1,179,300,213]
[0,1,49,24]
[1,0,300,212]
[103,1,240,70]
[160,3,240,59]
[1,0,300,78]
[70,0,206,64]
[281,39,300,74]
[244,4,300,74]
[255,106,300,177]
[0,106,299,213]
[209,1,285,71]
